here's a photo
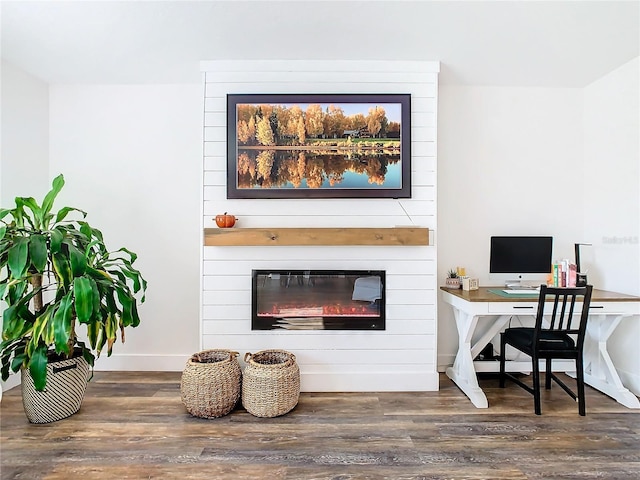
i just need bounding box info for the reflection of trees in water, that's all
[237,152,256,188]
[297,152,307,182]
[256,150,275,187]
[324,155,348,187]
[305,158,325,189]
[275,152,305,188]
[364,158,385,185]
[236,149,399,189]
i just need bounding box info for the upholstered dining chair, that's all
[499,284,593,415]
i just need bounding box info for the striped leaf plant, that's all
[0,175,147,390]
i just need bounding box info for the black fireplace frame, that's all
[251,269,386,330]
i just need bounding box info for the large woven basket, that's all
[180,349,242,418]
[242,349,300,418]
[21,353,90,424]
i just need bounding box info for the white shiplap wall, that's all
[201,60,439,391]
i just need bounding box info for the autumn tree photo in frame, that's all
[226,94,411,199]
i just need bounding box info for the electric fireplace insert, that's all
[251,269,386,330]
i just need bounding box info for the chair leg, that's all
[499,334,506,388]
[576,355,586,416]
[545,358,552,390]
[532,355,541,415]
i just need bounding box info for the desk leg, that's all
[580,314,640,409]
[445,308,488,408]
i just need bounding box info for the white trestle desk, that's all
[441,286,640,409]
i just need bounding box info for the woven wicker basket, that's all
[180,349,242,418]
[21,353,90,424]
[242,349,300,418]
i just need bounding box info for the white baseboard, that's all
[94,353,190,372]
[300,371,440,392]
[438,354,455,373]
[3,355,442,394]
[95,354,440,392]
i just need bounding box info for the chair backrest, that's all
[534,284,593,348]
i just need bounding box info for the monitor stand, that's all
[504,280,536,290]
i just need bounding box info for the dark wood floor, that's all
[1,372,639,479]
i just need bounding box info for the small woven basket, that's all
[180,349,242,419]
[242,349,300,418]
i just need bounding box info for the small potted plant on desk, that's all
[0,174,147,423]
[445,269,461,288]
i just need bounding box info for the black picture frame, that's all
[226,93,411,199]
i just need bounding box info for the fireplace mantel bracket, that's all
[204,227,429,246]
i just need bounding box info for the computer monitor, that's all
[489,236,553,287]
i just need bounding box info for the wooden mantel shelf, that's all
[204,227,429,246]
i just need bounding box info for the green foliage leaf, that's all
[52,252,73,288]
[31,309,51,347]
[90,278,101,319]
[116,288,134,327]
[104,313,118,355]
[87,321,102,353]
[15,198,37,229]
[40,305,57,346]
[41,174,65,225]
[50,228,63,253]
[0,208,11,222]
[7,237,29,278]
[73,276,94,323]
[116,247,138,263]
[55,206,87,223]
[67,243,87,277]
[79,222,93,240]
[2,305,19,338]
[91,226,104,243]
[130,299,141,328]
[29,345,48,391]
[10,352,27,373]
[19,196,44,229]
[0,225,6,241]
[52,293,73,355]
[11,201,25,228]
[86,266,113,283]
[8,282,27,306]
[29,234,48,273]
[1,290,35,340]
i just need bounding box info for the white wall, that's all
[48,84,203,371]
[0,61,51,394]
[437,72,639,399]
[1,61,50,204]
[583,57,640,395]
[2,60,637,398]
[201,60,439,391]
[437,86,584,366]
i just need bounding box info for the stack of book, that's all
[549,260,577,287]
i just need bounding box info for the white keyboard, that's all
[502,289,540,295]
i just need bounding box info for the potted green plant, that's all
[0,174,147,422]
[445,269,461,288]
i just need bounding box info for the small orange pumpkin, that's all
[215,212,236,228]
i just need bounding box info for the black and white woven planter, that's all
[20,353,90,424]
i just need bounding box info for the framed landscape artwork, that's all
[226,93,411,199]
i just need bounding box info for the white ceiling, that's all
[1,0,638,87]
